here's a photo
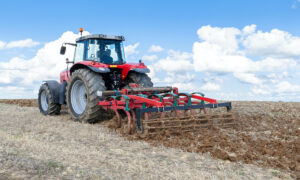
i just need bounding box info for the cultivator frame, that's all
[97,84,234,135]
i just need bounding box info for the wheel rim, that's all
[71,79,87,115]
[40,90,48,111]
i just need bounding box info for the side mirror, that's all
[60,46,66,55]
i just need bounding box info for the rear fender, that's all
[70,63,110,75]
[121,66,150,80]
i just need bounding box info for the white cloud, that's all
[0,86,35,99]
[124,42,139,57]
[193,25,298,85]
[196,25,240,53]
[252,86,271,95]
[0,39,40,49]
[171,82,198,92]
[200,82,220,91]
[142,55,157,61]
[266,72,288,83]
[234,72,263,85]
[163,73,195,84]
[275,81,300,93]
[203,75,223,84]
[0,31,89,94]
[242,24,256,35]
[153,50,193,73]
[193,41,296,74]
[150,50,198,92]
[243,29,300,58]
[146,65,160,83]
[149,45,163,52]
[0,41,5,49]
[6,39,40,48]
[251,81,300,97]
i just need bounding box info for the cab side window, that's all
[86,39,96,60]
[74,41,84,63]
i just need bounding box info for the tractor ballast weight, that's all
[38,29,235,136]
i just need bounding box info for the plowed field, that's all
[0,99,299,179]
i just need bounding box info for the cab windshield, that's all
[84,39,125,64]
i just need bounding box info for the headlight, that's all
[98,67,106,71]
[96,90,103,97]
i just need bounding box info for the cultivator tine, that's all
[113,109,121,128]
[124,111,132,134]
[131,110,137,133]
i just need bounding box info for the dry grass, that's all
[0,103,292,179]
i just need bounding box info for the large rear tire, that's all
[38,84,61,115]
[125,72,153,87]
[66,68,106,123]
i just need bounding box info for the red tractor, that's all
[38,29,234,135]
[38,31,153,123]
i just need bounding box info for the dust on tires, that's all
[38,83,61,115]
[66,68,106,123]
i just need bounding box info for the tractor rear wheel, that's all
[38,83,61,115]
[125,72,153,87]
[66,68,106,123]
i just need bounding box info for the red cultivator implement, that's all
[97,84,235,136]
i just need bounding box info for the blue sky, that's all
[0,0,300,101]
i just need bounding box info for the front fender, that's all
[130,68,150,74]
[88,66,110,73]
[42,80,60,104]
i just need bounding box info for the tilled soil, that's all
[105,101,300,179]
[0,99,38,107]
[123,102,300,179]
[1,99,299,179]
[0,103,292,180]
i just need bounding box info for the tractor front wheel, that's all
[38,83,61,115]
[66,68,106,123]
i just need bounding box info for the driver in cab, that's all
[102,47,113,64]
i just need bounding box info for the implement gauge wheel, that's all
[38,83,61,115]
[66,68,106,123]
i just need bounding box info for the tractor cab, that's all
[61,34,126,65]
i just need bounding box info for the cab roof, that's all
[76,34,125,42]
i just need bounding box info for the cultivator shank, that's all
[97,84,235,136]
